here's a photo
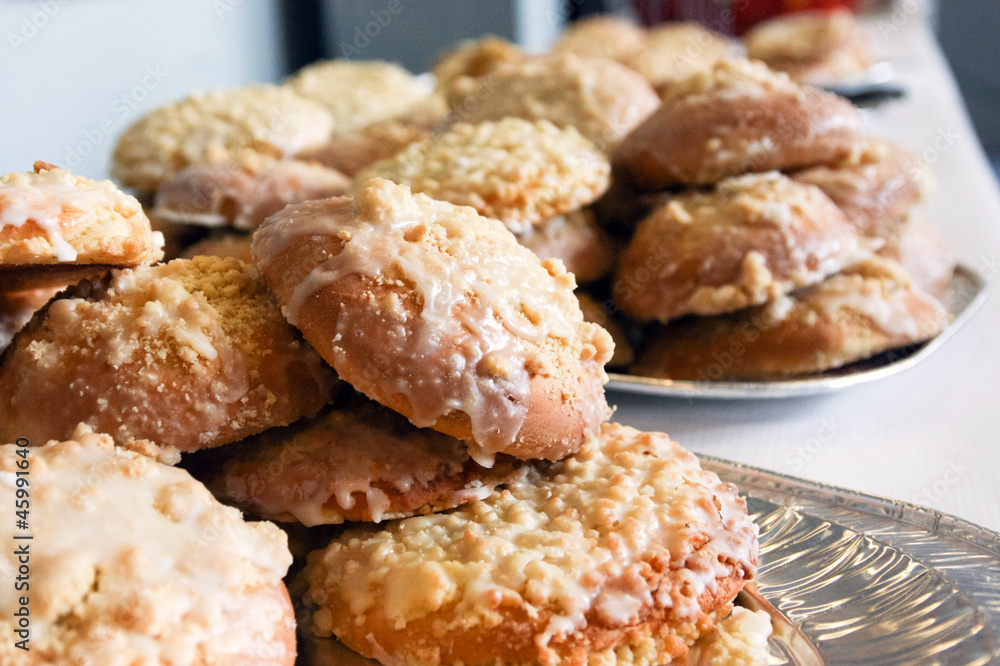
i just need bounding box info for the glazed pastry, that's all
[449,53,660,150]
[112,85,334,193]
[792,139,929,237]
[0,162,163,289]
[0,256,338,464]
[296,119,431,178]
[302,422,759,666]
[356,118,610,234]
[877,216,955,296]
[552,15,645,64]
[152,155,351,231]
[628,22,732,95]
[744,9,872,84]
[252,178,614,466]
[613,172,860,322]
[515,209,615,282]
[0,428,296,666]
[612,59,864,188]
[284,60,429,134]
[193,398,525,525]
[633,256,947,380]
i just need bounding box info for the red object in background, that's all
[632,0,859,35]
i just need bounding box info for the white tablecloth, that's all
[610,12,1000,532]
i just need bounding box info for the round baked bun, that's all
[192,397,525,526]
[152,155,351,231]
[112,85,334,193]
[628,22,732,95]
[633,256,948,380]
[356,118,610,234]
[180,232,253,263]
[0,162,163,290]
[0,428,296,666]
[744,8,871,84]
[432,36,530,90]
[612,58,865,188]
[449,53,660,150]
[0,256,338,464]
[252,178,614,466]
[613,172,860,322]
[792,138,929,237]
[302,422,759,666]
[284,60,428,134]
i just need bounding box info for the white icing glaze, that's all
[0,431,292,664]
[0,167,141,262]
[254,180,587,465]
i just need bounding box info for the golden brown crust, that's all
[553,15,646,64]
[193,399,525,526]
[284,60,428,134]
[612,59,865,188]
[613,172,860,322]
[627,23,732,95]
[355,118,611,233]
[296,119,432,177]
[0,163,163,286]
[0,431,296,666]
[252,179,613,465]
[0,257,338,461]
[876,216,955,297]
[112,86,334,192]
[302,422,758,666]
[515,209,615,283]
[633,256,948,380]
[744,9,872,84]
[152,156,351,231]
[450,53,660,150]
[791,139,929,237]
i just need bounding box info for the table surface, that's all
[611,11,1000,533]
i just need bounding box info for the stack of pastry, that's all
[0,142,765,664]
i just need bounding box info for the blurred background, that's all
[1,0,997,181]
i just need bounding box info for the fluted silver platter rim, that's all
[606,264,988,400]
[704,455,1000,665]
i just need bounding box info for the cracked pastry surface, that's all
[613,172,860,322]
[744,9,871,84]
[112,85,333,193]
[0,162,163,289]
[0,256,338,464]
[152,155,351,231]
[356,118,611,234]
[633,256,947,380]
[284,60,428,134]
[192,398,526,526]
[0,428,296,666]
[252,178,614,466]
[449,53,660,150]
[302,422,759,666]
[612,59,865,188]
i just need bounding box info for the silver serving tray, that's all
[298,457,1000,665]
[607,265,988,400]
